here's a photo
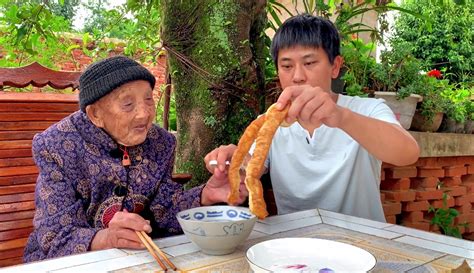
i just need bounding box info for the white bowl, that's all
[246,238,376,273]
[176,206,257,255]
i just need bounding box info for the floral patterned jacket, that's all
[24,111,203,262]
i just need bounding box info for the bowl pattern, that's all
[179,208,253,237]
[177,206,257,255]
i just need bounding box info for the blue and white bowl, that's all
[176,206,257,255]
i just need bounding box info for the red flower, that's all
[427,69,442,79]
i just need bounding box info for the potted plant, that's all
[365,43,424,129]
[410,71,448,132]
[465,98,474,134]
[340,38,376,97]
[440,83,471,133]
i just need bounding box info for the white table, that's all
[1,208,472,272]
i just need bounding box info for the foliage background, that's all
[391,0,473,85]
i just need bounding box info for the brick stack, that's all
[381,156,474,239]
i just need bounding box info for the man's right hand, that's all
[90,210,152,250]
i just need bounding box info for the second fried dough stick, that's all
[246,104,289,219]
[228,103,289,219]
[228,114,266,205]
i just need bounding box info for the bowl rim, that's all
[176,205,256,224]
[245,237,377,272]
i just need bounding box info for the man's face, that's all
[277,45,342,91]
[89,80,156,146]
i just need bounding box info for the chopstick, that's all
[136,231,177,271]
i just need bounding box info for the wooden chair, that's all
[0,62,80,267]
[0,62,189,267]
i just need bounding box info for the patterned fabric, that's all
[24,111,204,262]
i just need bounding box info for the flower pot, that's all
[442,118,465,133]
[410,111,443,132]
[464,120,474,134]
[374,92,422,129]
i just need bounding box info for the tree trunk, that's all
[161,0,267,187]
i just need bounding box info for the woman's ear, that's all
[86,104,104,128]
[331,55,344,79]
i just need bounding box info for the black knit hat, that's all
[79,56,156,111]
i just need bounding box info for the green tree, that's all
[391,1,473,84]
[0,0,75,67]
[82,0,114,35]
[47,0,79,27]
[160,0,267,185]
[78,1,161,63]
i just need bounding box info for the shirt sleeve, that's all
[26,133,100,261]
[148,137,203,236]
[369,98,401,126]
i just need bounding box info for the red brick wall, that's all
[58,46,168,102]
[381,156,474,239]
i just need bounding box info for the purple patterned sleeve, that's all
[149,133,204,234]
[150,179,205,234]
[26,133,99,261]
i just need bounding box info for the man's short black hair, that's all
[271,14,341,67]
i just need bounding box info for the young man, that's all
[205,14,419,222]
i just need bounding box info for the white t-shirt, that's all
[253,94,399,222]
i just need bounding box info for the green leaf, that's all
[31,4,43,17]
[268,9,283,28]
[15,24,28,45]
[66,44,80,52]
[30,32,40,48]
[82,32,90,46]
[5,5,20,24]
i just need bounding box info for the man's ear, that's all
[331,55,344,79]
[85,104,104,128]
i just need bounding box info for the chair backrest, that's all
[0,62,81,267]
[0,62,80,91]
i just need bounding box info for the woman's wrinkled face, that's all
[87,80,156,146]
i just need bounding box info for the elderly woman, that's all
[24,56,246,262]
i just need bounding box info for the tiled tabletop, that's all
[1,208,472,273]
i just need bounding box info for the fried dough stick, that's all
[228,104,289,219]
[228,115,266,205]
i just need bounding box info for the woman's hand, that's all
[201,145,248,205]
[90,210,152,250]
